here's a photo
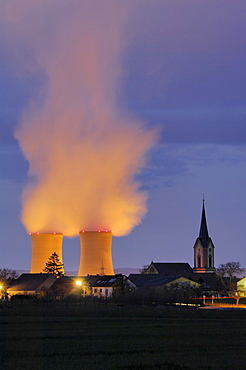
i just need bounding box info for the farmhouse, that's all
[7,273,56,297]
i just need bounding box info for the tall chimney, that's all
[78,231,114,276]
[30,233,63,273]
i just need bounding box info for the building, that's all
[91,275,127,298]
[236,277,246,297]
[141,201,219,295]
[193,200,215,273]
[145,262,193,277]
[128,274,199,289]
[7,273,56,297]
[7,273,128,299]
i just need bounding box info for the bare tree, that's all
[217,262,243,291]
[217,262,243,281]
[0,268,18,281]
[139,265,149,274]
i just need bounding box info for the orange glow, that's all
[12,2,158,238]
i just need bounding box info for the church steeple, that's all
[199,199,209,247]
[193,200,215,273]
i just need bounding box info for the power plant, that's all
[78,230,114,276]
[29,230,114,276]
[30,233,64,273]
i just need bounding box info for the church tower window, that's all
[197,255,201,268]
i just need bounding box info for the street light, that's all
[75,280,85,297]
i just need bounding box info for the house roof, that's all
[128,274,186,287]
[190,273,218,289]
[92,275,123,287]
[48,275,124,293]
[51,275,101,288]
[148,262,193,276]
[7,273,56,292]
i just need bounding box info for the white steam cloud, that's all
[4,1,158,237]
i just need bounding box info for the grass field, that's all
[1,301,246,369]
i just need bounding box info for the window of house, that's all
[105,289,108,296]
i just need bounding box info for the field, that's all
[1,301,246,369]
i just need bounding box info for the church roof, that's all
[147,262,193,277]
[198,200,210,248]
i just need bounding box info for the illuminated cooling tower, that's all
[78,231,114,276]
[30,233,63,273]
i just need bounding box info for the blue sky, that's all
[1,0,246,272]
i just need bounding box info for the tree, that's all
[43,253,65,278]
[139,265,149,274]
[0,268,18,282]
[217,262,243,281]
[217,262,244,291]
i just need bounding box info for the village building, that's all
[128,274,199,289]
[91,275,126,298]
[6,273,130,299]
[145,262,193,277]
[236,277,246,297]
[7,273,56,297]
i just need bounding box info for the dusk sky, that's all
[1,0,246,273]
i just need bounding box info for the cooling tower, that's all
[30,233,64,273]
[78,231,114,276]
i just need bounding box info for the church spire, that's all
[199,199,209,247]
[193,199,215,273]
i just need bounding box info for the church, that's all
[144,200,219,293]
[146,200,216,274]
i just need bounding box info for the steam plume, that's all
[6,1,157,237]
